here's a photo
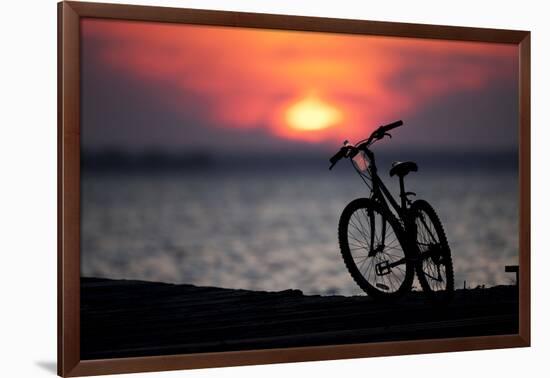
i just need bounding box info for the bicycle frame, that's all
[353,148,419,271]
[345,147,416,274]
[361,148,409,223]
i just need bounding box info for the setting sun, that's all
[285,94,343,132]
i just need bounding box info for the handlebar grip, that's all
[381,120,403,132]
[329,148,346,170]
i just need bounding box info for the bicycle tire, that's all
[338,198,414,299]
[409,199,455,303]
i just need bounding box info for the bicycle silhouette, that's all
[329,120,454,302]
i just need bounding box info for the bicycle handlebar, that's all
[328,120,404,170]
[380,120,403,133]
[362,119,404,146]
[329,147,349,170]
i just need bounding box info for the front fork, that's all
[367,208,386,257]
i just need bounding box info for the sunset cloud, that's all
[81,18,517,147]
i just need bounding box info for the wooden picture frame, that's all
[58,1,530,376]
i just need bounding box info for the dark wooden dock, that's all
[81,277,518,360]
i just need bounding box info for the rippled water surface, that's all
[81,166,518,295]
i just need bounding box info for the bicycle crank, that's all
[375,257,408,277]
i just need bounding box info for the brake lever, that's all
[374,131,392,140]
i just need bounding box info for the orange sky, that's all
[81,18,518,146]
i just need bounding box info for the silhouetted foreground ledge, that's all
[81,277,518,360]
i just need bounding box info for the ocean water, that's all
[81,165,518,296]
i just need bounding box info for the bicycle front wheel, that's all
[338,198,414,299]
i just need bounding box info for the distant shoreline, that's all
[80,148,518,173]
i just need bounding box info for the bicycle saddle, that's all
[389,161,418,177]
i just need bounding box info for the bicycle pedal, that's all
[375,260,391,276]
[376,283,390,290]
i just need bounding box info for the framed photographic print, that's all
[58,1,530,376]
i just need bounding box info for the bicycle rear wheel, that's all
[410,200,454,303]
[338,198,414,299]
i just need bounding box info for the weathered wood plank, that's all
[81,277,518,360]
